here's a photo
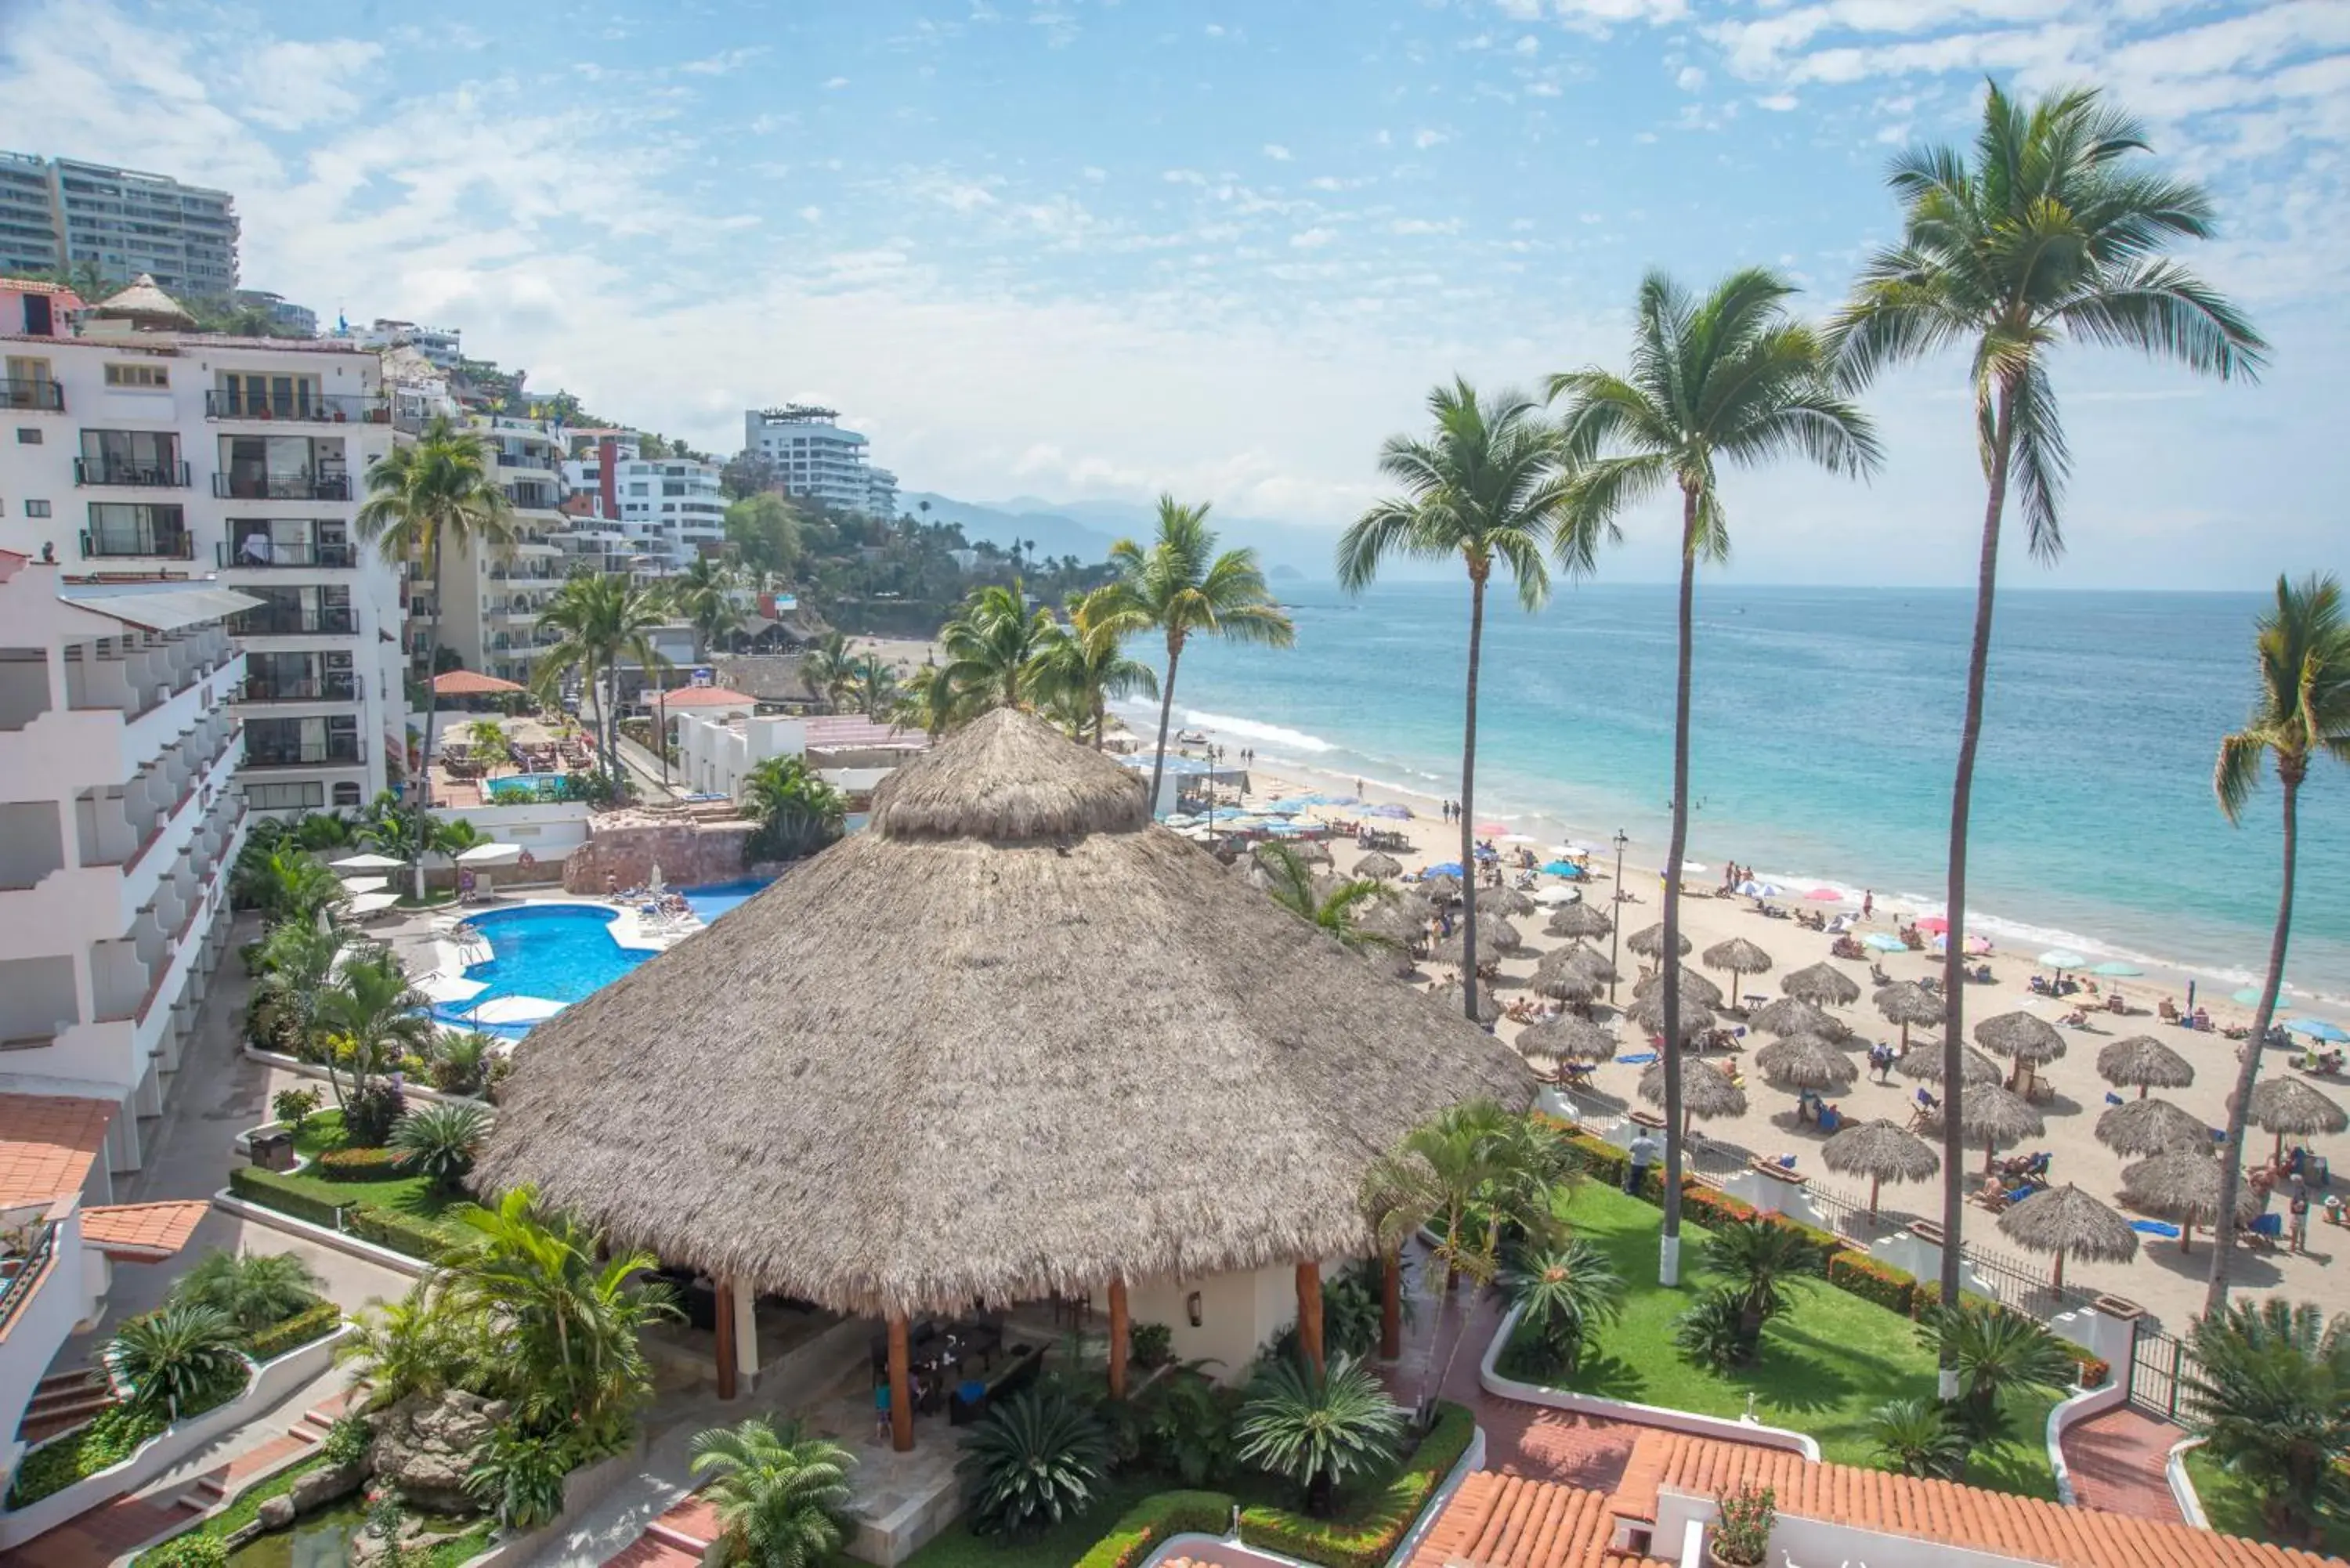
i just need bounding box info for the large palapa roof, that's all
[475,708,1528,1317]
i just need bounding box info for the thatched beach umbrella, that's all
[1925,1083,2045,1171]
[1635,966,1724,1010]
[1432,977,1502,1027]
[1290,840,1336,869]
[1701,937,1774,1005]
[1546,902,1613,941]
[1520,1014,1617,1065]
[1628,989,1714,1042]
[2096,1095,2212,1158]
[2096,1036,2195,1100]
[2246,1077,2348,1160]
[1353,851,1404,881]
[1755,1033,1858,1093]
[1477,885,1538,919]
[1874,981,1942,1050]
[1434,917,1521,969]
[1821,1118,1940,1219]
[1997,1183,2138,1294]
[1419,873,1462,900]
[1532,945,1614,1004]
[473,710,1528,1441]
[1894,1042,2002,1088]
[2121,1147,2262,1255]
[1626,923,1690,959]
[1781,962,1861,1008]
[1639,1058,1748,1135]
[1752,995,1849,1042]
[1975,1010,2067,1065]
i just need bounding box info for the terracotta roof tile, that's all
[0,1095,115,1208]
[1408,1472,1658,1568]
[81,1200,208,1260]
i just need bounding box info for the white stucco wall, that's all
[1113,1260,1337,1383]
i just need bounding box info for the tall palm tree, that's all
[315,952,435,1106]
[940,581,1054,710]
[1100,497,1293,812]
[1029,587,1159,748]
[843,653,900,718]
[891,661,974,737]
[2185,1299,2350,1545]
[533,573,670,796]
[1550,272,1877,1284]
[252,916,348,1078]
[799,631,855,710]
[356,413,516,807]
[667,555,744,662]
[2207,575,2350,1311]
[1831,85,2265,1332]
[689,1415,859,1568]
[1254,843,1397,955]
[1340,380,1593,1026]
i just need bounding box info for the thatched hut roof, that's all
[1419,873,1462,900]
[1546,903,1613,941]
[1975,1010,2067,1064]
[475,710,1528,1319]
[1627,990,1713,1041]
[1434,918,1521,968]
[1638,1059,1748,1120]
[2247,1077,2348,1138]
[1626,923,1690,959]
[1923,1084,2044,1151]
[1893,1043,2002,1087]
[1353,851,1404,880]
[91,273,194,329]
[1477,885,1538,919]
[1430,977,1502,1027]
[1781,962,1861,1008]
[2095,1036,2195,1094]
[1821,1120,1940,1185]
[1356,892,1429,946]
[1755,1034,1858,1092]
[1751,995,1849,1042]
[1531,945,1613,1003]
[1701,937,1773,982]
[1874,981,1943,1028]
[1517,1015,1616,1064]
[1634,967,1724,1010]
[2122,1149,2262,1227]
[2095,1096,2211,1158]
[1998,1183,2139,1266]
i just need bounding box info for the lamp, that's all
[1186,1291,1202,1328]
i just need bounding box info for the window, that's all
[243,780,324,811]
[103,363,168,388]
[629,482,649,496]
[25,500,50,518]
[331,782,362,807]
[16,428,40,444]
[85,503,188,558]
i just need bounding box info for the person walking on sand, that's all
[1862,889,1875,922]
[2289,1175,2311,1253]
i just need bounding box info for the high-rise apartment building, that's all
[0,154,239,298]
[414,415,570,688]
[562,434,725,580]
[743,404,890,516]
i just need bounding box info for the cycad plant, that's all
[690,1415,859,1568]
[1831,82,2264,1328]
[1254,842,1397,955]
[1504,1240,1625,1377]
[742,756,847,862]
[1920,1301,2074,1442]
[1236,1352,1406,1518]
[391,1100,494,1194]
[2206,576,2350,1310]
[957,1386,1112,1540]
[1552,272,1876,1284]
[1697,1218,1821,1361]
[2185,1299,2350,1545]
[106,1304,248,1419]
[168,1250,323,1335]
[1866,1396,1969,1479]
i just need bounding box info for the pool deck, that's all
[428,894,707,981]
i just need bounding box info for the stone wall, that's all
[562,812,759,893]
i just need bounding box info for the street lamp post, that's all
[1205,744,1222,843]
[1608,828,1629,1003]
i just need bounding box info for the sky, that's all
[1,0,2345,587]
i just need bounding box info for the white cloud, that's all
[234,38,383,130]
[678,45,768,76]
[798,204,824,222]
[822,75,850,89]
[1515,35,1542,55]
[1289,226,1337,248]
[1412,127,1449,148]
[1391,217,1461,234]
[1676,64,1707,90]
[1205,23,1226,38]
[1263,143,1292,160]
[1755,92,1800,110]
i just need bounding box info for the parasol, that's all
[2095,1036,2194,1100]
[1820,1118,1940,1220]
[1996,1183,2138,1293]
[1781,961,1861,1008]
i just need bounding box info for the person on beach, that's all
[2289,1176,2311,1253]
[1862,889,1874,922]
[1626,1127,1661,1196]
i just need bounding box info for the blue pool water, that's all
[681,878,769,923]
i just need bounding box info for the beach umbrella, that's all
[1803,887,1846,902]
[345,891,401,916]
[1895,1043,2002,1089]
[2120,1147,2261,1254]
[1421,863,1464,882]
[1781,962,1860,1008]
[1635,966,1725,1010]
[332,851,406,871]
[1821,1118,1941,1220]
[1924,1084,2045,1170]
[415,971,487,1005]
[1532,945,1614,1003]
[1531,885,1581,906]
[2289,1017,2350,1045]
[1353,851,1404,880]
[1755,1033,1858,1093]
[1626,923,1691,959]
[2090,961,2143,978]
[1916,916,1950,935]
[1627,990,1714,1042]
[2037,948,2088,974]
[1701,937,1775,1002]
[1474,821,1507,836]
[1874,981,1942,1050]
[1733,879,1784,899]
[1517,1041,1564,1082]
[1638,1058,1748,1134]
[1974,1010,2067,1066]
[1355,892,1428,945]
[1546,903,1613,941]
[1430,977,1501,1027]
[1519,1014,1617,1064]
[457,841,523,865]
[1752,995,1848,1042]
[1862,932,1910,953]
[1366,803,1413,820]
[1363,941,1421,981]
[1997,1183,2138,1294]
[2246,1077,2348,1160]
[1477,885,1538,919]
[2095,1036,2195,1100]
[1539,859,1586,878]
[1434,918,1521,969]
[338,875,391,896]
[2095,1096,2211,1159]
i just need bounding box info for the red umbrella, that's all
[1916,915,1950,934]
[1805,887,1845,901]
[1474,821,1507,836]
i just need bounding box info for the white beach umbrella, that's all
[473,995,569,1024]
[346,891,401,915]
[332,852,405,871]
[457,841,523,865]
[338,876,390,896]
[1531,885,1581,906]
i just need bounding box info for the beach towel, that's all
[1618,1051,1659,1065]
[2130,1219,2182,1239]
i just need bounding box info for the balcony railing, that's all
[213,472,352,501]
[228,605,356,637]
[74,457,190,488]
[216,540,356,569]
[81,528,194,561]
[0,1221,60,1339]
[0,378,63,413]
[243,737,363,768]
[204,390,387,424]
[239,674,359,703]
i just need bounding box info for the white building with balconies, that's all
[415,414,573,689]
[743,404,889,517]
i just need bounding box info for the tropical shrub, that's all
[342,1082,409,1147]
[1138,1365,1240,1487]
[391,1100,493,1193]
[742,756,846,864]
[1678,1185,1759,1230]
[689,1414,859,1568]
[1235,1353,1406,1518]
[142,1535,229,1568]
[6,1403,168,1505]
[958,1386,1113,1540]
[271,1087,322,1136]
[1673,1289,1750,1373]
[315,1144,413,1181]
[321,1411,374,1469]
[1076,1490,1235,1568]
[1711,1485,1775,1567]
[465,1422,573,1531]
[105,1305,248,1419]
[1866,1396,1967,1479]
[1827,1252,1916,1316]
[245,1302,343,1362]
[346,1205,451,1263]
[1699,1218,1820,1360]
[1921,1301,2075,1443]
[1236,1400,1473,1568]
[1504,1240,1625,1378]
[2184,1299,2350,1545]
[337,1278,483,1404]
[428,1031,494,1096]
[168,1249,324,1335]
[226,1165,349,1228]
[1129,1320,1174,1371]
[1323,1260,1386,1360]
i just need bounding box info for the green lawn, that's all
[280,1111,471,1241]
[2184,1447,2350,1558]
[1521,1183,2059,1499]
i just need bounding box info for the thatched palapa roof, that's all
[474,710,1528,1319]
[1517,1015,1616,1064]
[1893,1042,2003,1087]
[1755,1034,1858,1092]
[1634,966,1725,1010]
[2122,1149,2262,1229]
[1546,903,1613,941]
[1751,995,1849,1042]
[1975,1010,2067,1064]
[1874,981,1943,1028]
[1702,937,1773,983]
[1781,962,1861,1008]
[1998,1184,2139,1274]
[1639,1059,1748,1120]
[2095,1036,2195,1095]
[2095,1095,2211,1158]
[1821,1119,1940,1185]
[1627,923,1690,959]
[1628,989,1713,1041]
[1353,851,1404,880]
[2247,1077,2348,1138]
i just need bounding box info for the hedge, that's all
[1679,1184,1759,1231]
[1238,1399,1476,1568]
[228,1165,349,1228]
[1076,1490,1235,1568]
[1827,1252,1916,1316]
[345,1205,450,1262]
[246,1301,342,1362]
[314,1145,413,1181]
[8,1403,167,1506]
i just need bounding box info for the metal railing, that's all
[239,674,359,703]
[0,1220,60,1339]
[212,472,352,501]
[242,738,363,768]
[74,457,190,488]
[217,539,356,569]
[80,528,194,561]
[204,390,387,423]
[0,378,63,412]
[228,605,356,636]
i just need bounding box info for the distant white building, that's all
[674,710,930,803]
[866,464,899,521]
[742,405,888,516]
[356,318,461,370]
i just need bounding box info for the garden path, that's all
[2059,1405,2186,1523]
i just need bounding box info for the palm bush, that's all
[336,1278,483,1405]
[1672,1289,1749,1373]
[743,756,846,863]
[1139,1364,1241,1487]
[429,1030,494,1095]
[1235,1352,1406,1518]
[1921,1302,2074,1440]
[958,1386,1112,1540]
[1866,1396,1967,1479]
[690,1414,859,1568]
[1697,1219,1819,1361]
[106,1304,248,1419]
[1506,1240,1625,1377]
[168,1249,323,1335]
[465,1423,573,1531]
[1256,844,1398,956]
[2185,1299,2350,1544]
[391,1100,494,1193]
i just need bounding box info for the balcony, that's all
[213,472,352,502]
[227,605,356,637]
[215,540,356,569]
[204,390,387,424]
[239,673,358,703]
[0,378,63,412]
[74,457,190,489]
[243,735,363,769]
[80,528,194,562]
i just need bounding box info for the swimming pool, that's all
[680,878,770,923]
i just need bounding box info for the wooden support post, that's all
[1108,1278,1130,1400]
[1379,1251,1402,1361]
[1296,1261,1325,1373]
[888,1313,914,1453]
[714,1277,738,1401]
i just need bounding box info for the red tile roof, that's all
[81,1200,209,1261]
[1407,1472,1645,1568]
[802,714,928,750]
[0,1095,115,1208]
[651,686,756,710]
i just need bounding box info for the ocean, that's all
[1112,581,2350,1003]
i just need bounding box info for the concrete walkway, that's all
[2061,1405,2187,1523]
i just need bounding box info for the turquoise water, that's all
[682,878,772,923]
[446,883,775,1025]
[1113,583,2350,999]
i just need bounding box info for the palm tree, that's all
[667,555,743,662]
[1254,843,1397,955]
[337,1278,483,1404]
[689,1416,859,1568]
[169,1250,324,1335]
[1100,496,1293,813]
[1830,83,2264,1332]
[743,756,846,862]
[2206,576,2350,1311]
[252,917,347,1073]
[891,661,974,737]
[1235,1352,1407,1517]
[2185,1299,2350,1545]
[1699,1217,1820,1357]
[800,631,855,710]
[106,1304,248,1419]
[1503,1240,1625,1377]
[1922,1300,2074,1441]
[940,581,1054,710]
[362,790,468,902]
[1340,379,1593,1026]
[1028,587,1158,749]
[356,413,516,807]
[533,572,670,796]
[843,652,900,718]
[314,952,435,1107]
[234,843,347,924]
[1550,271,1877,1284]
